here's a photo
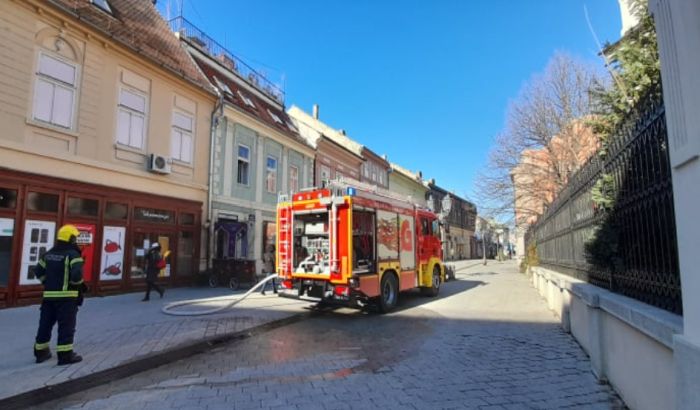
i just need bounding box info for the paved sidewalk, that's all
[0,286,311,403]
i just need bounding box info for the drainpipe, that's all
[206,88,224,273]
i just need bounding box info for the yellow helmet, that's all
[57,224,80,243]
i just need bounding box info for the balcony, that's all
[169,17,285,104]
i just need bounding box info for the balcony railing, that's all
[169,17,285,104]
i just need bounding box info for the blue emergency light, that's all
[347,187,357,196]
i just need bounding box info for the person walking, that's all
[261,244,277,295]
[33,224,86,366]
[142,242,165,301]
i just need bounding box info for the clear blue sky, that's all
[158,0,621,202]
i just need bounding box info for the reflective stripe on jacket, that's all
[34,243,84,299]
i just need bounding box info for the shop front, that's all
[0,169,202,307]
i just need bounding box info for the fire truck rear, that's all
[276,179,444,312]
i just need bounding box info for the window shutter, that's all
[33,79,54,123]
[181,134,192,163]
[52,86,74,128]
[130,114,144,148]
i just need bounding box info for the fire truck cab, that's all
[276,178,445,312]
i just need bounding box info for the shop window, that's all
[67,197,99,217]
[27,192,59,213]
[0,218,14,287]
[177,231,194,276]
[105,202,128,220]
[0,188,17,209]
[180,213,195,226]
[214,219,247,259]
[134,207,174,224]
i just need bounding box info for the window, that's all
[237,90,255,108]
[91,0,113,14]
[237,145,250,185]
[363,163,369,178]
[105,202,128,220]
[67,197,99,217]
[0,188,18,209]
[320,165,331,182]
[379,172,385,186]
[180,213,195,225]
[268,109,283,124]
[171,111,194,163]
[266,156,278,193]
[116,88,147,149]
[33,53,78,129]
[289,165,299,193]
[27,192,59,213]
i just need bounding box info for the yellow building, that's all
[0,0,217,306]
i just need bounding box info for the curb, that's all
[0,312,310,410]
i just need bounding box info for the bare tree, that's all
[475,53,606,228]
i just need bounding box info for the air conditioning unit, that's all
[148,154,171,174]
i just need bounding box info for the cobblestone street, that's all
[35,261,625,410]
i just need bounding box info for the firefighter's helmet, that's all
[57,224,80,243]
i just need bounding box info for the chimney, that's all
[339,129,346,135]
[313,104,319,119]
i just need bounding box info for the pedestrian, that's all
[142,242,165,301]
[33,224,86,366]
[261,244,277,295]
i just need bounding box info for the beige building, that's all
[0,0,216,306]
[388,163,429,207]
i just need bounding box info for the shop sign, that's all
[135,207,174,224]
[100,226,125,281]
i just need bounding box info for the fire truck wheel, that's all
[422,266,441,297]
[229,277,240,291]
[378,272,399,313]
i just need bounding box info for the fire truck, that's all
[275,178,445,312]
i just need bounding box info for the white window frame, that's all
[237,144,251,186]
[266,155,278,193]
[32,52,79,131]
[116,87,148,150]
[237,90,255,108]
[289,165,299,194]
[171,110,194,163]
[320,165,331,182]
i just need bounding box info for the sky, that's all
[158,0,621,202]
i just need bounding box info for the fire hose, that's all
[161,274,280,316]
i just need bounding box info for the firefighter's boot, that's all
[57,351,83,366]
[34,348,52,364]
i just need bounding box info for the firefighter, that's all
[33,224,85,366]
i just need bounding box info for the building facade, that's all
[288,105,364,185]
[389,163,429,207]
[174,19,315,274]
[0,0,216,307]
[425,182,477,260]
[360,147,390,189]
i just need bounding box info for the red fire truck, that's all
[276,178,445,312]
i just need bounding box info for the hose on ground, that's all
[161,274,280,316]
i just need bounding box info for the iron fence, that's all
[168,17,285,104]
[526,93,682,315]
